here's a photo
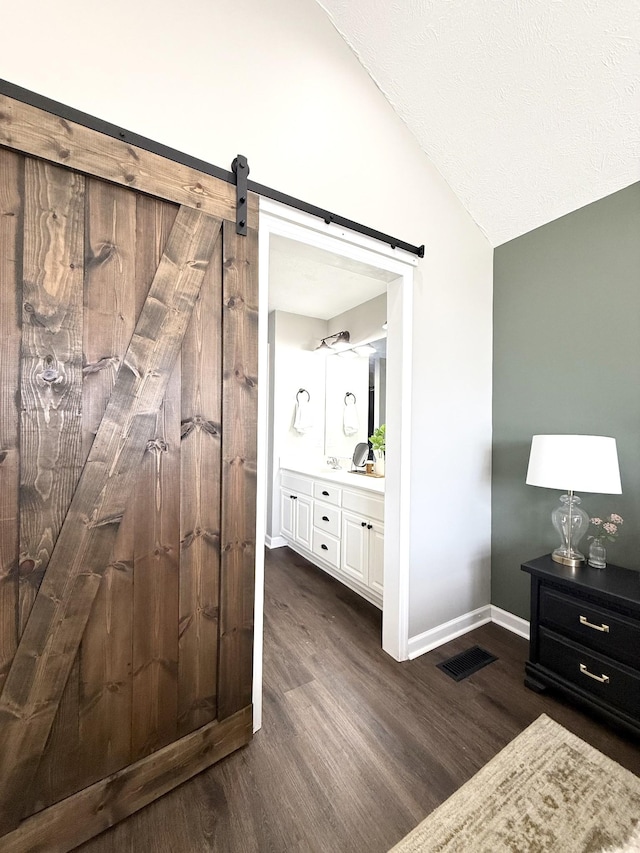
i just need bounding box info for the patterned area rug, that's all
[390,714,640,853]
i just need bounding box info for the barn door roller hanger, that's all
[232,154,249,236]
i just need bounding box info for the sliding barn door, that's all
[0,94,258,852]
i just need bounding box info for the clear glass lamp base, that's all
[551,546,586,568]
[550,493,589,568]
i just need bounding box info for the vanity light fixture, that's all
[315,330,351,353]
[353,344,376,356]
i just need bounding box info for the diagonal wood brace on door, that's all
[231,155,249,236]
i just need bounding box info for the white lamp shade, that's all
[526,434,622,494]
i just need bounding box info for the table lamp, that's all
[526,435,622,567]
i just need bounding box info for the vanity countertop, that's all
[280,464,385,494]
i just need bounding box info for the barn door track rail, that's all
[0,79,425,258]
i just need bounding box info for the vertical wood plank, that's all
[0,149,22,693]
[17,160,85,815]
[218,221,258,720]
[178,230,223,735]
[131,362,181,758]
[0,207,221,836]
[130,196,180,760]
[75,178,138,789]
[18,159,85,632]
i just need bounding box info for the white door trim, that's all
[253,198,416,730]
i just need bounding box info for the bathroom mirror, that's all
[323,338,386,458]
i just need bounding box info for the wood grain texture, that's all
[0,148,22,692]
[0,705,252,853]
[131,195,181,760]
[18,158,85,633]
[178,230,223,735]
[0,94,258,228]
[218,221,258,720]
[75,547,640,853]
[76,179,138,790]
[16,160,85,815]
[131,361,181,759]
[0,207,222,835]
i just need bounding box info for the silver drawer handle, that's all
[579,615,609,633]
[579,663,610,684]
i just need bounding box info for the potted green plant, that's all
[369,424,385,475]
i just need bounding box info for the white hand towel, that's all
[293,399,313,434]
[343,400,359,436]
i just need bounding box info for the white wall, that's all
[324,355,369,459]
[3,0,493,641]
[267,311,327,540]
[327,292,387,344]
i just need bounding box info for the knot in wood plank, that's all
[232,365,256,389]
[180,416,220,439]
[146,438,168,455]
[18,558,37,578]
[23,301,46,328]
[225,294,245,310]
[40,368,60,383]
[83,355,119,376]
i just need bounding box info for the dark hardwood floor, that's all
[79,547,640,852]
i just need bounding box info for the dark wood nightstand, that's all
[522,554,640,737]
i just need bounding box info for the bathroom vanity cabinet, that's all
[280,468,384,607]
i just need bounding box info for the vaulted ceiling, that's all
[316,0,639,246]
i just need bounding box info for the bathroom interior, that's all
[264,233,394,609]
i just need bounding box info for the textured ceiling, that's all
[268,235,392,318]
[316,0,640,246]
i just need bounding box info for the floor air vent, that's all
[436,645,497,682]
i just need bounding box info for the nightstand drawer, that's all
[540,587,640,669]
[539,628,640,718]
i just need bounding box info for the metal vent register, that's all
[437,646,497,682]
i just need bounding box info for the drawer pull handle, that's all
[322,516,329,522]
[579,615,609,633]
[321,544,328,551]
[322,490,329,496]
[579,663,610,684]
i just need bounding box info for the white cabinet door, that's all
[341,512,368,584]
[368,521,385,596]
[280,489,295,540]
[280,490,313,551]
[295,494,313,551]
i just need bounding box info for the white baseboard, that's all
[407,604,530,660]
[407,606,492,660]
[266,535,287,549]
[490,605,530,640]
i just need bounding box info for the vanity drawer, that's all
[313,503,341,537]
[540,587,640,670]
[313,482,342,506]
[539,628,640,718]
[281,471,313,497]
[312,531,340,569]
[342,489,384,522]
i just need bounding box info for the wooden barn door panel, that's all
[0,149,21,697]
[0,97,258,850]
[178,226,223,737]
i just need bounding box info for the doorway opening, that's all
[254,199,417,729]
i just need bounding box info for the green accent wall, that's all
[492,182,640,619]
